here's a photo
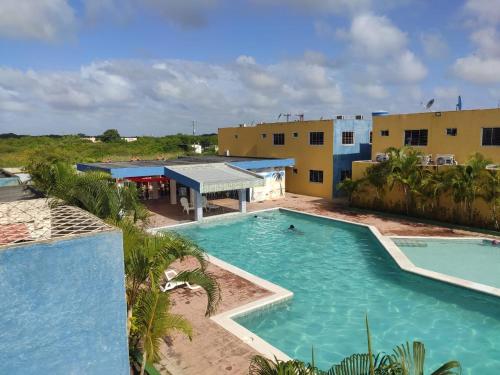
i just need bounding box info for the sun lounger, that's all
[160,269,201,292]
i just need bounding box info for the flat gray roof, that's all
[164,163,264,193]
[83,155,283,170]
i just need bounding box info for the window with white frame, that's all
[446,128,457,136]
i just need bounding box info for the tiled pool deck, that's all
[152,194,500,375]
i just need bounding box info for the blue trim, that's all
[230,158,295,170]
[163,167,201,191]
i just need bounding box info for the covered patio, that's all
[163,163,264,221]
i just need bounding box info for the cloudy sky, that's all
[0,0,499,136]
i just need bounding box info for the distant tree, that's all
[100,129,121,143]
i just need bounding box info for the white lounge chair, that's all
[160,269,201,292]
[201,196,217,212]
[180,197,194,215]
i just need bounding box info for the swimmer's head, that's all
[289,224,295,229]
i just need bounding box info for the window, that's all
[404,129,428,146]
[309,170,323,183]
[293,168,298,174]
[234,134,238,139]
[342,131,354,145]
[482,127,500,146]
[380,130,389,136]
[369,131,373,144]
[309,132,324,145]
[340,169,352,181]
[292,132,299,138]
[261,133,267,139]
[273,133,285,145]
[446,128,457,136]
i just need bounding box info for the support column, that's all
[238,189,247,213]
[189,188,195,205]
[194,190,203,221]
[169,179,177,205]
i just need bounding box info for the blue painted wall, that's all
[0,231,129,374]
[332,119,372,197]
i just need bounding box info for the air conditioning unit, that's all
[336,115,345,120]
[418,154,432,165]
[225,150,230,156]
[375,153,389,162]
[355,115,364,120]
[436,154,455,165]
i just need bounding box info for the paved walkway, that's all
[152,193,497,374]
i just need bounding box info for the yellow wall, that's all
[218,120,334,199]
[372,108,500,163]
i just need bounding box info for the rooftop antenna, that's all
[277,113,291,122]
[295,113,304,121]
[420,98,435,111]
[192,120,196,135]
[456,96,462,111]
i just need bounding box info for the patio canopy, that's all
[163,163,264,193]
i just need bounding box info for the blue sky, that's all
[0,0,499,135]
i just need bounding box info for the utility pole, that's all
[192,120,196,135]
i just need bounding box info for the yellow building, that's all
[218,118,372,200]
[371,108,500,164]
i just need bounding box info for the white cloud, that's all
[470,28,500,57]
[83,0,218,28]
[464,0,500,25]
[420,32,449,59]
[0,55,345,135]
[0,0,76,41]
[251,0,370,14]
[453,56,500,84]
[337,13,407,59]
[354,83,389,99]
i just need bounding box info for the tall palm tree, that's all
[444,153,491,224]
[364,161,392,207]
[385,147,424,215]
[272,171,284,196]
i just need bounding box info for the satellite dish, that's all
[425,98,435,110]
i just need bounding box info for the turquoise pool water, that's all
[172,209,500,374]
[395,238,500,288]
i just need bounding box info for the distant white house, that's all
[81,136,99,143]
[122,137,138,142]
[191,144,202,154]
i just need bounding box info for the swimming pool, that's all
[394,237,500,289]
[171,209,500,374]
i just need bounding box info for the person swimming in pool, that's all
[287,224,304,234]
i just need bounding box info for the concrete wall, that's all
[218,120,334,199]
[0,231,129,374]
[372,108,500,163]
[333,119,372,196]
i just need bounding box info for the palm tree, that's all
[249,316,461,375]
[415,169,446,217]
[133,289,193,375]
[385,147,425,215]
[480,170,500,230]
[27,160,148,222]
[119,219,221,371]
[272,171,284,196]
[444,153,491,224]
[337,178,361,205]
